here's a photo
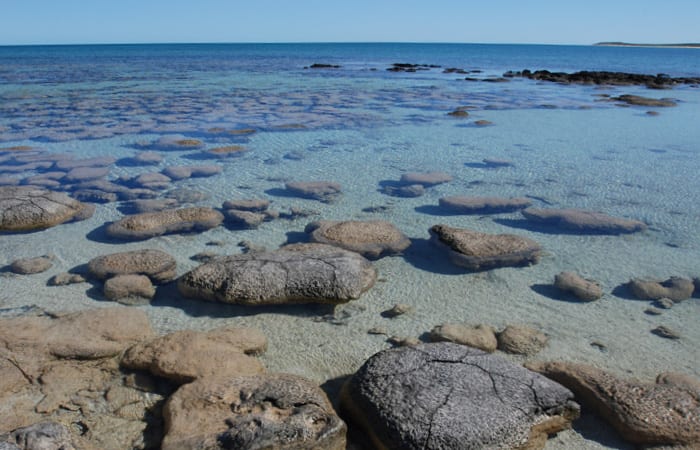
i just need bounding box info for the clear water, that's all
[1,43,699,449]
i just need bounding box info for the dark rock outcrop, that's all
[342,342,579,450]
[504,69,700,88]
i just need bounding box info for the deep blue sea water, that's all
[1,43,699,449]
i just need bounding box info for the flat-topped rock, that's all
[54,156,116,171]
[130,172,171,190]
[285,181,341,202]
[342,342,579,450]
[522,208,647,234]
[305,220,411,259]
[0,186,89,232]
[430,224,541,270]
[429,323,497,352]
[87,249,177,283]
[162,373,346,450]
[103,274,155,305]
[145,135,205,151]
[132,151,163,165]
[121,327,267,384]
[222,198,270,212]
[9,255,54,275]
[202,145,248,158]
[105,207,224,241]
[554,271,603,301]
[162,164,222,181]
[62,166,109,183]
[528,361,700,446]
[400,171,452,186]
[439,196,532,214]
[613,94,677,107]
[505,69,700,88]
[124,198,178,213]
[496,325,548,355]
[627,276,695,301]
[178,243,376,305]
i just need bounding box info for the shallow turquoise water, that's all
[1,43,699,449]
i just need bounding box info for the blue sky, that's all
[2,0,699,46]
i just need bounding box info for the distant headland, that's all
[595,42,700,48]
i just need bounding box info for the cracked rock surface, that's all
[305,220,411,259]
[162,373,346,450]
[177,243,376,305]
[0,186,88,232]
[341,342,579,450]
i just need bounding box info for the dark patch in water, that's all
[530,284,586,303]
[400,238,469,276]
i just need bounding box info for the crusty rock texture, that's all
[9,255,54,275]
[527,361,700,446]
[429,323,497,352]
[430,224,541,270]
[305,220,411,259]
[554,271,603,301]
[627,276,695,301]
[439,196,532,214]
[342,342,579,450]
[105,207,224,240]
[121,328,267,384]
[87,249,177,284]
[0,186,89,232]
[177,243,376,305]
[162,374,346,450]
[103,274,156,305]
[496,325,548,356]
[521,208,646,234]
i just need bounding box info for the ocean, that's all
[1,43,699,449]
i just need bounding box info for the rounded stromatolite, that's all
[342,342,579,450]
[439,196,532,214]
[554,271,603,301]
[177,243,376,305]
[305,220,411,259]
[429,224,541,270]
[0,186,89,232]
[284,181,341,202]
[521,207,647,234]
[105,207,224,241]
[87,249,177,283]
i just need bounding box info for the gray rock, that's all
[439,196,532,214]
[62,166,109,183]
[162,373,346,450]
[105,207,224,241]
[87,249,177,284]
[103,274,155,305]
[162,165,222,181]
[124,198,178,213]
[10,255,54,275]
[0,186,88,232]
[305,220,411,259]
[2,421,80,450]
[145,135,205,151]
[429,224,541,270]
[342,342,579,450]
[164,188,210,204]
[285,181,341,203]
[131,172,171,190]
[132,151,163,165]
[400,171,452,187]
[628,277,695,301]
[54,156,116,170]
[554,271,603,301]
[522,208,647,234]
[178,243,376,305]
[221,199,270,212]
[71,189,118,204]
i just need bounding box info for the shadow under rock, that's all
[414,204,459,216]
[150,281,336,319]
[401,238,467,275]
[610,283,639,300]
[530,283,585,303]
[85,222,124,244]
[321,374,379,450]
[571,410,634,450]
[284,230,310,245]
[264,187,303,199]
[493,218,612,236]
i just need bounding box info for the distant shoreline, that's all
[595,42,700,49]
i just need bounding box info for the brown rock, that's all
[103,274,155,305]
[162,165,222,180]
[204,145,248,158]
[131,172,171,190]
[121,328,266,384]
[305,220,411,259]
[628,277,695,301]
[400,171,452,187]
[429,323,497,352]
[9,255,54,275]
[48,272,86,286]
[223,209,267,229]
[528,362,700,446]
[0,186,89,232]
[439,196,531,214]
[381,303,414,318]
[429,224,541,270]
[496,325,548,355]
[221,198,270,212]
[285,181,342,202]
[613,94,677,107]
[161,374,346,450]
[87,249,176,284]
[522,207,647,234]
[105,207,224,241]
[554,271,603,301]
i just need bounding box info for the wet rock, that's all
[429,323,497,352]
[131,172,171,190]
[381,183,425,197]
[48,272,86,286]
[1,421,89,450]
[87,249,177,284]
[103,274,155,305]
[628,277,694,301]
[651,325,681,340]
[527,361,700,446]
[162,373,346,450]
[613,94,677,107]
[105,207,224,241]
[178,243,376,305]
[121,328,267,384]
[474,120,493,126]
[381,303,414,318]
[482,158,515,168]
[506,69,700,88]
[62,166,109,183]
[522,207,647,234]
[429,224,541,270]
[9,255,54,275]
[305,220,411,259]
[161,164,222,181]
[191,251,220,263]
[0,186,89,232]
[223,209,267,229]
[342,342,579,450]
[496,325,548,355]
[222,199,270,212]
[447,109,469,117]
[164,188,210,204]
[285,181,342,202]
[71,189,118,204]
[145,135,205,151]
[132,151,163,165]
[202,145,248,158]
[400,171,452,187]
[554,271,603,301]
[54,157,115,171]
[439,196,532,214]
[124,198,178,213]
